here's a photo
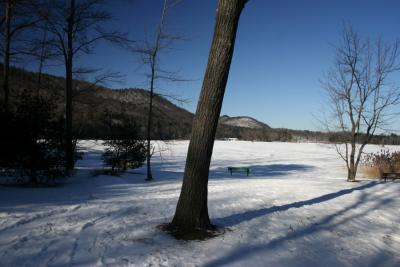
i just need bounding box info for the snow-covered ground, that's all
[0,140,399,267]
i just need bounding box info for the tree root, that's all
[159,223,225,241]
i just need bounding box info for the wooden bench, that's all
[228,166,250,176]
[381,172,400,182]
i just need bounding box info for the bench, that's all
[228,166,250,176]
[381,172,400,182]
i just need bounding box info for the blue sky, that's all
[39,0,400,131]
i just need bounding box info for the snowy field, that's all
[0,140,400,267]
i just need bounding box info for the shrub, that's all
[0,92,67,184]
[102,139,146,174]
[101,110,146,174]
[361,149,400,178]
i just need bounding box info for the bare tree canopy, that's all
[0,0,38,112]
[38,0,127,59]
[133,0,188,181]
[36,0,129,170]
[321,25,400,181]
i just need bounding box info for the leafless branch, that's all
[320,24,400,181]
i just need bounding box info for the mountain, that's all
[2,65,400,144]
[1,65,278,140]
[75,87,194,139]
[219,115,271,129]
[0,65,194,139]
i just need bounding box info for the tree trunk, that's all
[170,0,247,231]
[347,158,359,182]
[2,0,12,113]
[347,135,357,181]
[145,78,154,181]
[347,165,356,182]
[36,29,47,100]
[65,0,75,171]
[29,29,48,185]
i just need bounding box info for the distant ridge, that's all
[219,115,271,129]
[1,64,399,144]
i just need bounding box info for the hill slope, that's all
[1,65,399,144]
[219,115,271,129]
[1,65,194,139]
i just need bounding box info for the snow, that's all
[0,140,399,267]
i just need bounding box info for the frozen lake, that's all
[0,140,399,266]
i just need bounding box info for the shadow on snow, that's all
[206,181,397,267]
[214,181,381,227]
[210,163,314,179]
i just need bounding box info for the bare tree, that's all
[167,0,248,237]
[38,0,128,170]
[135,0,186,181]
[322,25,400,182]
[29,27,50,184]
[0,0,37,112]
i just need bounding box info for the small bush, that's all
[101,110,146,175]
[361,149,400,178]
[102,139,146,174]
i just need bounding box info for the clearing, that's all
[0,141,399,267]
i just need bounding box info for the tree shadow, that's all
[0,168,181,211]
[210,164,314,179]
[205,181,396,267]
[214,181,381,227]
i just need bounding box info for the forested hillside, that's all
[2,65,400,144]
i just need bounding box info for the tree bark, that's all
[145,75,154,181]
[170,0,247,231]
[2,0,12,113]
[65,0,75,170]
[348,151,356,181]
